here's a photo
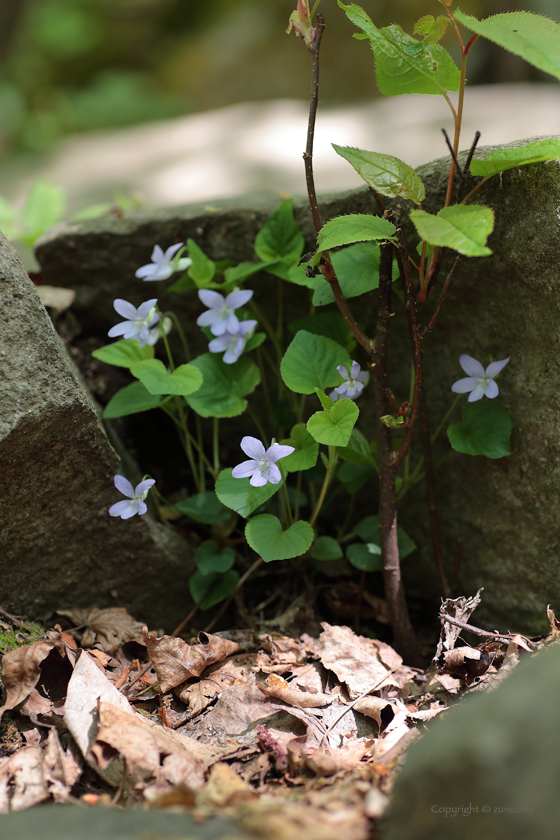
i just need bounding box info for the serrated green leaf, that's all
[317,214,396,252]
[337,427,377,467]
[315,242,381,307]
[187,238,215,287]
[92,339,154,369]
[289,311,356,353]
[454,10,560,82]
[447,401,512,459]
[102,381,163,418]
[130,359,203,396]
[245,514,314,563]
[413,15,448,44]
[286,261,320,289]
[310,536,343,561]
[354,515,416,559]
[189,569,239,610]
[332,145,425,205]
[470,139,560,178]
[185,354,260,418]
[254,199,304,263]
[174,492,230,525]
[196,541,235,575]
[279,424,319,473]
[215,468,281,518]
[339,2,460,96]
[281,331,350,395]
[410,205,494,257]
[307,399,359,447]
[346,542,382,571]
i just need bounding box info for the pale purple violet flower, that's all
[108,299,159,346]
[146,315,172,347]
[197,289,254,336]
[452,354,510,402]
[208,320,257,364]
[232,437,295,487]
[135,243,192,281]
[329,361,368,402]
[109,475,155,519]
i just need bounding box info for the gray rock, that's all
[0,232,195,627]
[34,136,560,635]
[383,644,560,840]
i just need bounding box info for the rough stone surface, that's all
[383,644,560,840]
[0,232,195,627]
[34,136,560,634]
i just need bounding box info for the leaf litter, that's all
[0,597,558,838]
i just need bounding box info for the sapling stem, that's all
[164,310,191,361]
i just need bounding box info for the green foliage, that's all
[413,15,448,44]
[279,424,319,473]
[102,382,164,419]
[130,360,203,396]
[337,428,378,467]
[307,399,359,447]
[338,462,376,493]
[317,214,396,252]
[184,355,260,418]
[289,311,356,353]
[470,139,560,178]
[195,541,235,575]
[186,238,216,288]
[281,331,350,395]
[245,514,314,562]
[332,145,425,205]
[0,180,66,246]
[339,2,460,96]
[254,199,304,265]
[454,10,560,83]
[92,339,154,369]
[215,469,281,518]
[310,536,343,561]
[315,242,382,306]
[410,205,495,257]
[354,515,416,559]
[174,492,230,525]
[346,541,382,571]
[447,401,512,459]
[189,569,239,610]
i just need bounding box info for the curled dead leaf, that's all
[143,629,242,692]
[0,641,53,722]
[57,608,145,655]
[257,673,332,708]
[353,696,396,729]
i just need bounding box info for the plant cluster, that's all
[92,0,560,660]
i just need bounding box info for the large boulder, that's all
[0,232,195,627]
[34,136,560,634]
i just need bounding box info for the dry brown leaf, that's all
[90,701,205,793]
[353,696,396,729]
[257,674,332,709]
[144,629,242,692]
[174,653,256,715]
[57,608,145,655]
[36,285,75,315]
[312,624,398,698]
[42,728,81,803]
[259,634,307,665]
[196,761,258,808]
[0,640,53,722]
[7,747,48,812]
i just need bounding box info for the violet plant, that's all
[91,0,560,657]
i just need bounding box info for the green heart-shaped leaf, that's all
[245,514,314,563]
[185,354,260,418]
[307,399,359,447]
[130,359,203,396]
[280,424,319,473]
[215,468,281,518]
[281,331,350,395]
[102,381,164,418]
[174,492,230,524]
[447,401,512,459]
[354,515,416,559]
[346,542,382,571]
[92,339,154,369]
[189,569,239,610]
[196,541,235,575]
[310,536,343,561]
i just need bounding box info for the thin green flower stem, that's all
[250,300,282,361]
[213,418,220,475]
[247,405,269,446]
[160,402,202,492]
[337,493,355,542]
[281,474,293,526]
[157,306,175,372]
[165,310,191,362]
[276,277,284,345]
[309,446,336,528]
[432,393,463,448]
[293,470,303,522]
[297,394,307,425]
[256,347,275,423]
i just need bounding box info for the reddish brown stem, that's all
[322,258,375,356]
[375,242,419,664]
[423,256,460,338]
[304,13,325,237]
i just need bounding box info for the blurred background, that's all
[0,0,559,215]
